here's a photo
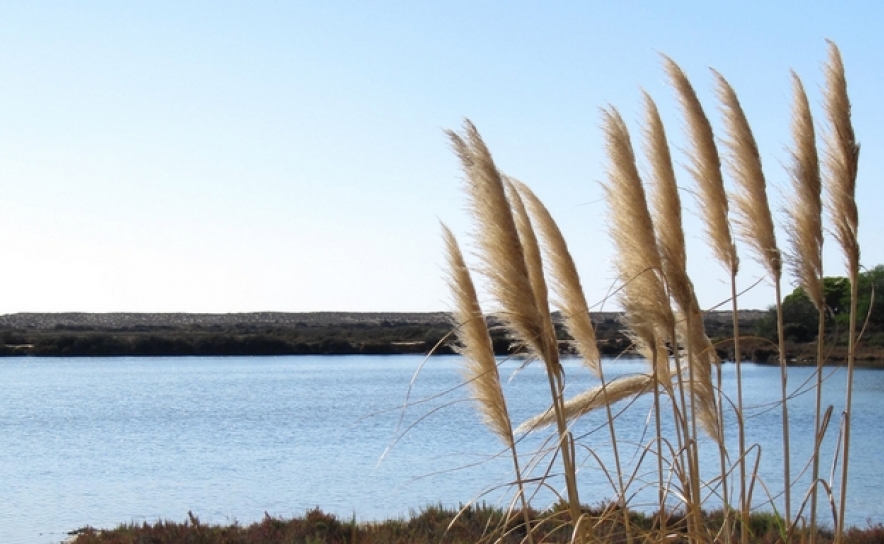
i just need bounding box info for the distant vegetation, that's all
[755,265,884,348]
[0,310,770,359]
[2,308,882,362]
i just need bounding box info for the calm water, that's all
[1,355,882,543]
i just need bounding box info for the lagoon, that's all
[1,355,882,544]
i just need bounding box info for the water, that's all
[1,355,882,543]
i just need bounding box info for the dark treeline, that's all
[0,311,770,359]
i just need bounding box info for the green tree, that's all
[856,264,884,330]
[756,265,884,342]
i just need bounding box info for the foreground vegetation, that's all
[435,41,868,544]
[69,505,884,544]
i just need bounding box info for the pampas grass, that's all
[664,57,738,277]
[517,374,654,431]
[787,73,825,311]
[786,71,827,541]
[601,107,674,367]
[442,224,535,543]
[446,123,549,364]
[447,120,585,537]
[823,40,861,544]
[433,41,861,544]
[509,179,602,377]
[443,224,514,446]
[714,69,792,529]
[601,106,698,541]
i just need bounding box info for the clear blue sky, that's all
[1,2,881,313]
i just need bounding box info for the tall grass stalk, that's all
[822,41,860,544]
[665,58,736,542]
[509,179,632,535]
[714,71,791,529]
[436,41,860,544]
[643,91,727,539]
[447,121,585,539]
[785,71,826,542]
[441,225,535,544]
[601,107,692,539]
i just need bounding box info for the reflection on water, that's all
[1,355,882,544]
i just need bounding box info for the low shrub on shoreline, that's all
[69,505,884,544]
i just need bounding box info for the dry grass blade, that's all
[713,70,781,280]
[664,56,738,276]
[516,374,654,432]
[786,72,824,309]
[823,40,860,281]
[442,224,513,446]
[510,179,602,377]
[446,121,549,364]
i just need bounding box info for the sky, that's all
[0,2,882,314]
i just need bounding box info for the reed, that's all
[785,71,826,542]
[822,40,860,544]
[433,41,861,544]
[664,58,735,542]
[442,224,535,543]
[714,70,792,535]
[446,121,585,538]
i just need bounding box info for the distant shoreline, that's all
[0,311,880,365]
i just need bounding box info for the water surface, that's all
[1,355,881,543]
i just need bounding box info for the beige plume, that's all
[504,178,560,378]
[664,57,738,276]
[643,93,720,439]
[643,92,691,310]
[516,374,654,432]
[823,41,860,282]
[510,179,602,377]
[601,107,674,384]
[442,224,513,446]
[714,70,781,281]
[446,121,551,365]
[786,72,824,310]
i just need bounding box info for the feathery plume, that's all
[714,70,781,280]
[825,40,860,544]
[510,179,602,377]
[504,178,557,358]
[516,374,654,432]
[642,92,720,438]
[786,72,824,309]
[442,224,513,445]
[664,57,738,276]
[643,92,691,310]
[601,107,674,384]
[446,121,550,364]
[823,41,860,282]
